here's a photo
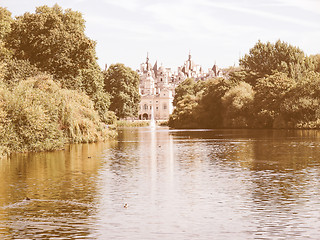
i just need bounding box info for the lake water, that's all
[1,127,320,239]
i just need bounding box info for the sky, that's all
[1,0,320,71]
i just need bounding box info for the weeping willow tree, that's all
[0,74,115,159]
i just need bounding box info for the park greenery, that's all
[1,4,320,158]
[169,40,320,129]
[0,5,140,158]
[103,63,141,119]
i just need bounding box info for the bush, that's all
[0,74,114,156]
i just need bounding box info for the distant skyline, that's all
[2,0,320,71]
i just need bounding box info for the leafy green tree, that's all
[103,63,140,119]
[253,72,296,127]
[0,7,12,40]
[311,54,320,73]
[168,78,233,129]
[173,78,207,106]
[5,4,97,81]
[194,78,233,128]
[2,58,39,88]
[281,72,320,128]
[222,81,255,127]
[168,94,199,128]
[0,74,113,155]
[239,40,311,85]
[0,7,13,61]
[4,5,111,121]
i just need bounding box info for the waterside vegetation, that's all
[0,5,139,159]
[169,40,320,129]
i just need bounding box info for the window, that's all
[163,103,167,110]
[144,104,148,110]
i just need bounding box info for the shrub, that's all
[0,74,114,156]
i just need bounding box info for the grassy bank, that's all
[115,120,150,127]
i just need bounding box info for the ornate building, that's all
[137,53,222,120]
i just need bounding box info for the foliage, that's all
[239,40,312,85]
[281,72,320,128]
[115,120,149,127]
[169,40,320,130]
[103,110,117,125]
[168,94,199,128]
[5,5,97,81]
[194,78,233,128]
[169,78,208,128]
[3,4,112,122]
[2,58,39,88]
[0,74,114,157]
[311,54,320,73]
[253,72,296,128]
[173,78,206,106]
[103,63,140,119]
[0,7,13,61]
[0,7,13,40]
[222,81,255,127]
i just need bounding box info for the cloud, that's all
[198,0,319,29]
[274,0,320,15]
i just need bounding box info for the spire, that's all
[153,61,158,77]
[187,50,192,71]
[212,62,217,76]
[146,52,149,69]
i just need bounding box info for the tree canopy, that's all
[239,40,314,85]
[169,40,320,129]
[103,64,141,119]
[2,5,112,122]
[5,4,97,80]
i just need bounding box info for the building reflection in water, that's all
[2,128,320,239]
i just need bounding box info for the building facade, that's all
[137,53,222,120]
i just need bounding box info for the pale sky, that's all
[2,0,320,71]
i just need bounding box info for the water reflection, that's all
[0,142,115,239]
[1,128,320,239]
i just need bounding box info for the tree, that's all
[2,58,39,88]
[103,64,140,119]
[0,74,111,154]
[253,72,296,127]
[5,4,99,85]
[195,78,233,128]
[0,7,12,40]
[311,54,320,73]
[173,78,207,106]
[168,94,199,128]
[4,5,111,121]
[239,40,310,85]
[281,72,320,128]
[0,7,13,61]
[222,81,255,127]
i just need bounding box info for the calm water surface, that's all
[1,127,320,239]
